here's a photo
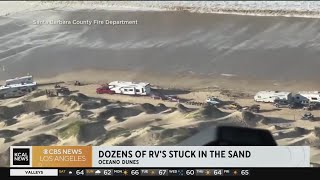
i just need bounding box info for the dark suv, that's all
[273,99,299,109]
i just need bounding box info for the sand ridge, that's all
[0,79,320,166]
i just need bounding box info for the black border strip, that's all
[2,167,320,177]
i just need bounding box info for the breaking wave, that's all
[2,1,320,18]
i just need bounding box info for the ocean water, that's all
[0,2,319,82]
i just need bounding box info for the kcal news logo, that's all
[10,146,32,167]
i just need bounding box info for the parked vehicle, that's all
[108,81,151,96]
[46,89,57,97]
[295,91,320,103]
[302,102,319,111]
[150,93,164,100]
[74,81,81,86]
[301,112,314,120]
[96,86,115,94]
[254,91,292,103]
[0,83,37,99]
[150,94,161,100]
[46,87,70,97]
[273,99,298,109]
[0,75,37,99]
[149,91,167,100]
[5,75,34,86]
[56,87,71,95]
[165,95,180,102]
[241,104,260,113]
[206,96,221,106]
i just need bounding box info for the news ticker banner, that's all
[10,146,310,168]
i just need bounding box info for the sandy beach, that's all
[0,73,320,167]
[1,2,320,167]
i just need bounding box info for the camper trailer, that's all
[294,91,320,103]
[108,81,151,96]
[0,82,37,99]
[254,91,293,103]
[5,75,34,86]
[0,75,37,99]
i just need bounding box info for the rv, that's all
[5,75,34,86]
[294,91,320,103]
[0,82,37,99]
[108,81,151,96]
[254,91,293,103]
[0,75,37,99]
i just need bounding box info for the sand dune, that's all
[0,84,319,166]
[218,111,267,127]
[185,105,228,119]
[281,127,320,146]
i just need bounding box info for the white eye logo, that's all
[43,149,48,154]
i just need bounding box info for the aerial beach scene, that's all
[1,1,320,167]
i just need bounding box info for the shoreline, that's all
[3,1,320,19]
[28,69,320,93]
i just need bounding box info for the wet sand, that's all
[0,10,320,89]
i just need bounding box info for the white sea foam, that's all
[1,1,320,18]
[221,73,237,77]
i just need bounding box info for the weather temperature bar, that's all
[10,168,320,176]
[55,168,250,176]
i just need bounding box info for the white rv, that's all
[254,91,293,103]
[5,75,34,86]
[294,91,320,103]
[0,75,37,99]
[108,81,151,96]
[0,82,37,98]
